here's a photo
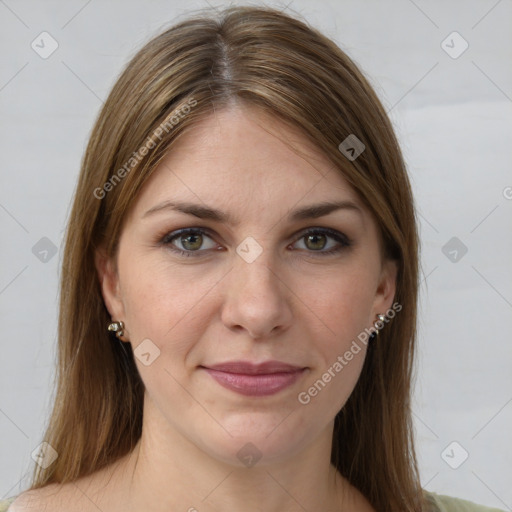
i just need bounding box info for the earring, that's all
[108,320,125,340]
[370,314,386,340]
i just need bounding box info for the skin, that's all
[14,104,396,512]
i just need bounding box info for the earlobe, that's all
[94,249,125,320]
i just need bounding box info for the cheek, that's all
[304,265,377,347]
[119,258,220,349]
[297,273,372,417]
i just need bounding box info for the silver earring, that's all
[108,320,125,340]
[371,314,386,339]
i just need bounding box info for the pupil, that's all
[306,234,326,250]
[183,234,202,250]
[179,233,328,252]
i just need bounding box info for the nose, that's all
[220,249,294,340]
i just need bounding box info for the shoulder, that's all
[6,455,131,512]
[0,497,16,512]
[424,490,507,512]
[4,483,65,511]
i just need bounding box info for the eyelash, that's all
[159,227,351,258]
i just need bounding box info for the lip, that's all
[200,360,307,396]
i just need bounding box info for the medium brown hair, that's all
[30,6,423,511]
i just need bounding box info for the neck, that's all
[105,399,359,512]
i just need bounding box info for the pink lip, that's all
[200,360,307,396]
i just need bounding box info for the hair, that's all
[29,5,424,511]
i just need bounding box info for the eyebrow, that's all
[142,199,362,224]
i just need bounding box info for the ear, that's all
[94,248,126,322]
[371,258,398,319]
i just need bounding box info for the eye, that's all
[160,227,351,258]
[161,228,218,256]
[291,228,351,255]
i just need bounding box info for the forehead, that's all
[131,105,364,221]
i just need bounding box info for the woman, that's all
[2,6,505,512]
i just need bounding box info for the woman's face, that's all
[97,104,397,466]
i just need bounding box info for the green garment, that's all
[424,491,507,511]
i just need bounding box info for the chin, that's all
[193,411,318,468]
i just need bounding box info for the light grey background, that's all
[1,0,511,509]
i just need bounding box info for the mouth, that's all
[199,360,308,397]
